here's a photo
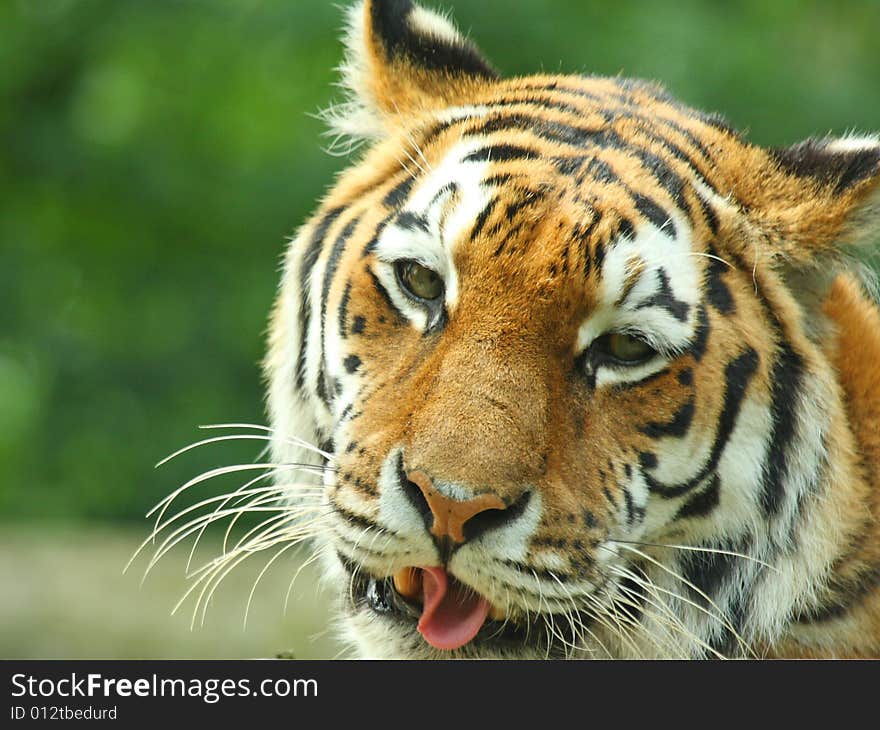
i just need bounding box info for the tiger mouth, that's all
[346,562,535,650]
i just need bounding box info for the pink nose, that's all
[405,470,507,544]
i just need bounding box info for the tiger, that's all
[256,0,880,659]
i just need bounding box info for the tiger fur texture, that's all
[262,0,880,658]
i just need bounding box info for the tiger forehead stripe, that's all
[377,97,725,246]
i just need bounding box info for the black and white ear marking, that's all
[369,0,497,78]
[328,0,498,143]
[770,135,880,194]
[748,133,880,324]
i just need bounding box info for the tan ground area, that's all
[0,524,343,659]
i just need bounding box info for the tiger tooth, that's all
[488,603,506,621]
[392,567,422,600]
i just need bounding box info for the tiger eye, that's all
[395,260,444,301]
[606,332,655,363]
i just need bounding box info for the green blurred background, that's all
[2,0,878,658]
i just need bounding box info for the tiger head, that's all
[265,0,880,658]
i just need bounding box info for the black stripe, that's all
[570,216,599,275]
[383,175,416,208]
[492,220,525,257]
[470,112,614,150]
[331,498,383,533]
[483,172,516,187]
[611,563,651,624]
[706,590,749,658]
[343,355,361,374]
[470,196,499,241]
[296,206,344,391]
[696,193,720,235]
[705,247,735,314]
[759,342,804,516]
[319,214,362,405]
[616,216,635,241]
[640,397,695,439]
[361,219,389,259]
[517,81,720,173]
[584,156,619,183]
[632,192,676,235]
[338,281,352,338]
[463,144,539,163]
[679,535,750,608]
[689,305,710,361]
[635,268,690,322]
[622,488,635,524]
[484,93,598,117]
[504,187,546,221]
[368,268,405,323]
[552,155,584,176]
[621,487,645,526]
[394,210,430,233]
[592,239,606,277]
[674,474,721,520]
[630,146,693,220]
[645,347,759,498]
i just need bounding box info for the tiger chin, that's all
[263,0,880,659]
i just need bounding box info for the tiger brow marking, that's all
[394,210,430,233]
[634,268,691,323]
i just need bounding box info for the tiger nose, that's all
[405,470,516,545]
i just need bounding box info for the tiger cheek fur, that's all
[263,0,880,658]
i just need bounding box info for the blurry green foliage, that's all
[2,0,879,523]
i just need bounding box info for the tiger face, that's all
[265,0,880,658]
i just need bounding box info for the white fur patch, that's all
[407,5,461,46]
[825,134,880,154]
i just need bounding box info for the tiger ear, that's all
[738,136,880,267]
[327,0,498,142]
[730,135,880,306]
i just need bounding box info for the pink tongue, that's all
[417,567,490,650]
